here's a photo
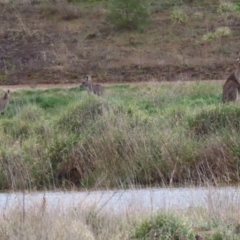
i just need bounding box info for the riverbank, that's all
[1,186,240,239]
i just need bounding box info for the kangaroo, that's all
[80,75,105,96]
[222,52,240,103]
[0,89,10,115]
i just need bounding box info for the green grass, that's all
[1,82,240,190]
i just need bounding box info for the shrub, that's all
[170,8,188,24]
[133,213,194,239]
[107,0,149,30]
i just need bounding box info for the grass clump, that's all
[214,26,231,37]
[134,213,194,239]
[202,26,231,42]
[170,8,188,24]
[202,32,215,42]
[1,104,46,139]
[217,1,236,14]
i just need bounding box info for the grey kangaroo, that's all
[80,75,105,96]
[0,89,10,114]
[222,51,240,103]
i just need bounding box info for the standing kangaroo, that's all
[80,75,105,96]
[222,52,240,103]
[0,89,10,114]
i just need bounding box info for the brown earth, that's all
[0,0,240,85]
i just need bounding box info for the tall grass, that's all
[0,82,239,190]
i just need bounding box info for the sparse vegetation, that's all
[202,26,231,42]
[0,0,240,84]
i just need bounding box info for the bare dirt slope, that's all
[0,1,240,85]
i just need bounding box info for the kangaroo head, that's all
[80,74,95,90]
[2,89,10,100]
[86,75,92,82]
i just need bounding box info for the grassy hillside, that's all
[0,0,240,84]
[0,82,240,190]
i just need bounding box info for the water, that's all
[0,187,239,213]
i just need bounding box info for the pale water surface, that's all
[0,187,239,213]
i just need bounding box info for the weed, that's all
[170,8,188,24]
